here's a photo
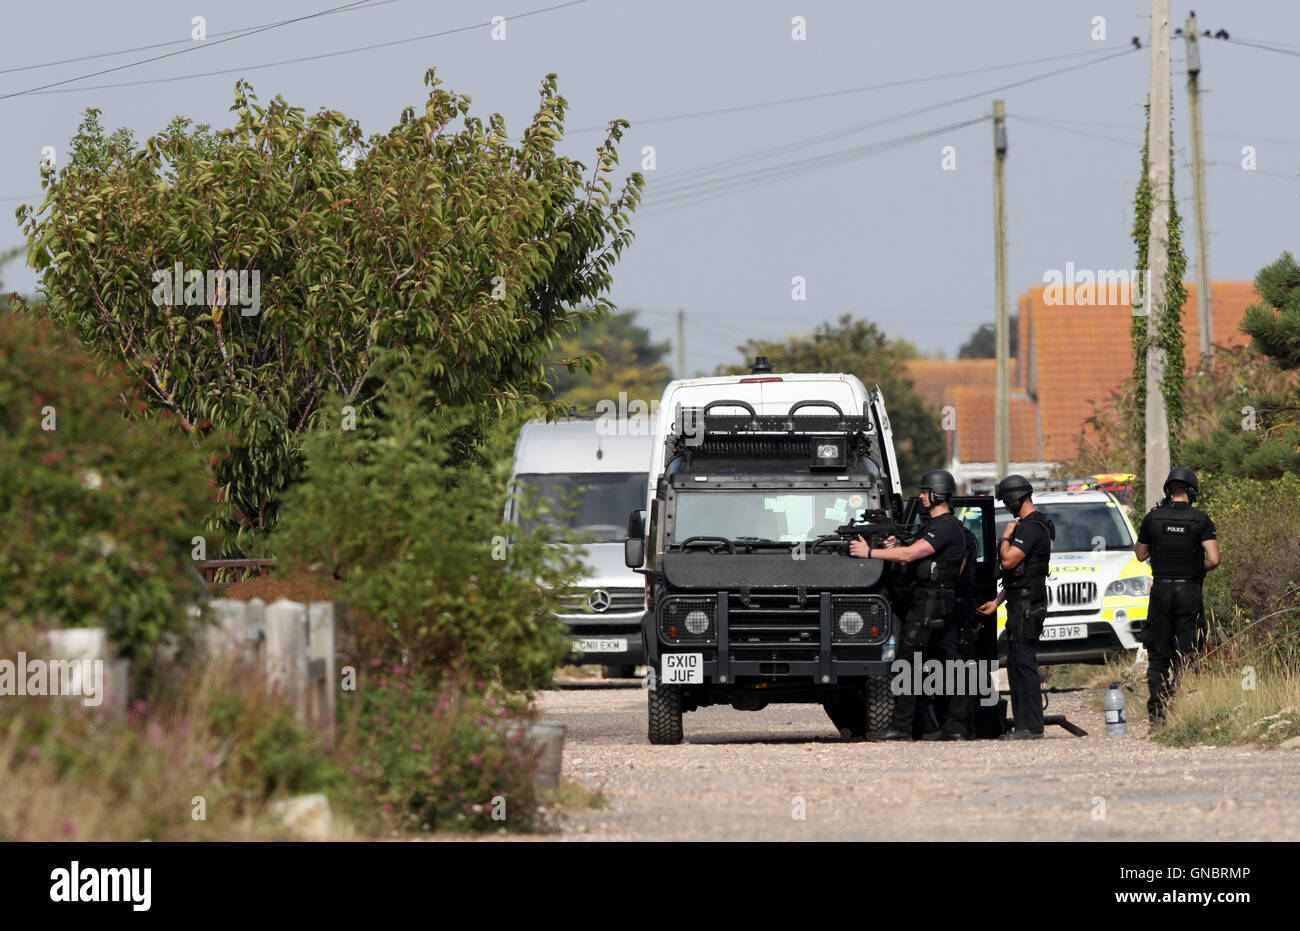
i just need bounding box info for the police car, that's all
[985,490,1150,664]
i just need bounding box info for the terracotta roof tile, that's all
[902,358,996,410]
[1019,280,1261,461]
[949,385,1041,463]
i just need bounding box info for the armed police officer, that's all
[850,469,966,741]
[977,474,1053,740]
[1134,467,1220,732]
[923,513,981,741]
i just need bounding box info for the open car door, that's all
[950,495,1001,737]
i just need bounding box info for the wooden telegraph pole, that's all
[993,99,1009,479]
[1145,0,1173,509]
[1185,12,1215,371]
[676,307,686,379]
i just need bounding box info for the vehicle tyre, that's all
[602,664,637,679]
[648,683,684,745]
[823,693,866,738]
[866,675,895,732]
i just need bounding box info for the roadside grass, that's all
[0,654,354,841]
[0,631,554,840]
[1157,651,1300,749]
[536,778,608,833]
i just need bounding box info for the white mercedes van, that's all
[508,416,656,677]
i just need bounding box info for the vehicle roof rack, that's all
[670,399,874,438]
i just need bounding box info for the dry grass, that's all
[0,654,350,841]
[1158,655,1300,749]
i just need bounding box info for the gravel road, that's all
[537,679,1300,841]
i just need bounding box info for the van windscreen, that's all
[515,472,646,542]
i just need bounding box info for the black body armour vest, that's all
[1005,510,1053,604]
[915,513,966,590]
[1146,503,1210,579]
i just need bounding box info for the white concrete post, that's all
[206,598,247,658]
[245,597,267,662]
[308,602,336,738]
[264,599,308,724]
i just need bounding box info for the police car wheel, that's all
[648,684,684,745]
[866,676,895,732]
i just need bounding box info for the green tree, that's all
[20,73,642,550]
[1184,252,1300,478]
[548,308,672,411]
[1130,103,1188,491]
[270,356,585,692]
[717,314,944,487]
[0,311,215,664]
[956,316,1017,359]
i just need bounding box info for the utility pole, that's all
[993,99,1010,478]
[1185,11,1215,371]
[676,307,686,379]
[1145,0,1173,510]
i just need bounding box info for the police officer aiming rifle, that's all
[850,469,967,741]
[978,474,1053,740]
[1133,467,1220,733]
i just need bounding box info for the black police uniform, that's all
[1137,500,1217,723]
[892,512,966,734]
[926,525,980,737]
[1002,510,1053,734]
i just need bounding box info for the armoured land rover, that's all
[624,363,999,744]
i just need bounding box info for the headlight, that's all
[1106,576,1153,597]
[831,595,889,642]
[660,597,717,642]
[838,610,865,637]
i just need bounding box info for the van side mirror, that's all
[624,508,646,568]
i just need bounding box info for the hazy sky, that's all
[2,0,1296,375]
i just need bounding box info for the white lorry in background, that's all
[508,416,655,678]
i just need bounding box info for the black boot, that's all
[866,727,912,742]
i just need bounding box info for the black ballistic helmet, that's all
[995,474,1034,511]
[1163,466,1200,502]
[919,469,957,502]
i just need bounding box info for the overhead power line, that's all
[0,0,379,101]
[569,45,1127,135]
[1222,37,1300,59]
[1012,112,1300,147]
[18,0,591,98]
[0,0,401,77]
[654,47,1138,190]
[1013,116,1299,181]
[641,116,986,213]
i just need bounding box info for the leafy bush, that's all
[271,358,586,691]
[0,311,215,665]
[1201,475,1300,664]
[21,74,643,547]
[341,664,543,834]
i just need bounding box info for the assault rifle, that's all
[831,509,920,548]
